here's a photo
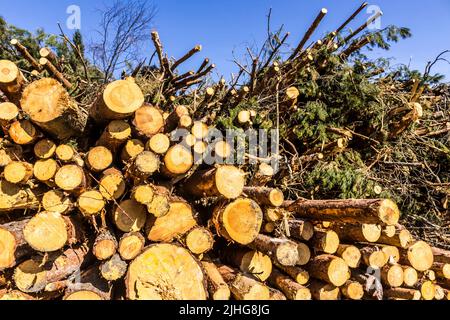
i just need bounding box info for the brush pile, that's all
[0,2,449,300]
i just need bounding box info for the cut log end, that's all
[55,165,85,192]
[126,244,208,300]
[87,146,113,172]
[113,200,147,233]
[34,139,56,159]
[23,212,68,252]
[163,145,194,176]
[405,241,434,272]
[215,166,245,199]
[78,191,105,216]
[185,227,214,255]
[118,232,145,261]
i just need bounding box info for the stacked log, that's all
[0,22,447,301]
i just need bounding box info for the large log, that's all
[213,198,263,245]
[286,198,400,225]
[133,105,165,138]
[222,247,273,282]
[399,241,434,272]
[126,244,208,300]
[336,244,361,269]
[0,219,32,270]
[90,78,144,122]
[20,78,87,140]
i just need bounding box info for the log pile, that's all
[0,2,449,301]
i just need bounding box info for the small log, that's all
[78,190,105,217]
[147,133,170,154]
[249,163,275,187]
[93,229,118,261]
[416,280,436,300]
[399,241,434,272]
[309,280,340,300]
[336,244,361,269]
[147,186,171,218]
[42,190,73,215]
[39,58,72,89]
[184,227,214,255]
[268,269,311,300]
[126,244,208,300]
[201,261,231,300]
[162,144,194,176]
[377,225,414,248]
[64,266,111,300]
[126,151,160,182]
[274,263,309,285]
[86,146,113,173]
[217,265,270,300]
[184,166,245,199]
[11,39,42,71]
[0,60,24,104]
[120,139,145,163]
[191,121,209,140]
[264,207,287,222]
[133,105,164,138]
[0,139,23,167]
[402,266,419,287]
[90,78,144,122]
[9,120,41,145]
[341,280,364,300]
[248,234,299,267]
[34,139,56,159]
[21,78,87,140]
[118,232,145,261]
[0,102,19,129]
[113,200,147,233]
[432,247,450,264]
[54,165,87,194]
[55,144,76,163]
[13,245,90,293]
[132,185,154,206]
[96,120,131,153]
[331,223,381,243]
[380,264,404,288]
[286,198,400,226]
[213,198,263,245]
[385,288,421,300]
[164,105,190,133]
[310,229,340,254]
[306,254,349,287]
[222,247,273,282]
[0,219,32,270]
[99,168,126,201]
[4,161,33,184]
[146,200,197,242]
[243,187,284,207]
[99,254,127,281]
[287,219,314,241]
[0,180,40,212]
[360,247,388,269]
[33,159,59,185]
[268,288,287,300]
[23,212,81,252]
[432,262,450,280]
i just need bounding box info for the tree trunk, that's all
[54,165,88,194]
[286,198,400,226]
[380,264,404,288]
[287,219,314,241]
[336,245,361,269]
[93,229,118,261]
[113,200,147,233]
[0,60,24,104]
[86,146,113,173]
[118,232,145,261]
[399,241,434,272]
[96,120,131,153]
[248,234,299,266]
[385,287,421,300]
[331,223,381,243]
[78,190,105,217]
[242,187,284,207]
[126,244,208,300]
[21,78,87,140]
[184,227,214,255]
[0,219,32,270]
[146,200,197,242]
[161,144,194,177]
[201,260,231,300]
[0,180,39,212]
[360,246,388,269]
[8,120,41,145]
[306,254,349,287]
[148,133,171,155]
[222,247,272,282]
[213,199,263,245]
[90,78,144,122]
[217,264,270,300]
[377,225,414,248]
[268,269,311,300]
[341,280,364,300]
[184,166,245,199]
[13,244,90,293]
[133,105,164,138]
[309,229,340,254]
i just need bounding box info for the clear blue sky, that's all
[1,0,450,80]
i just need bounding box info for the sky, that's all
[1,0,450,80]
